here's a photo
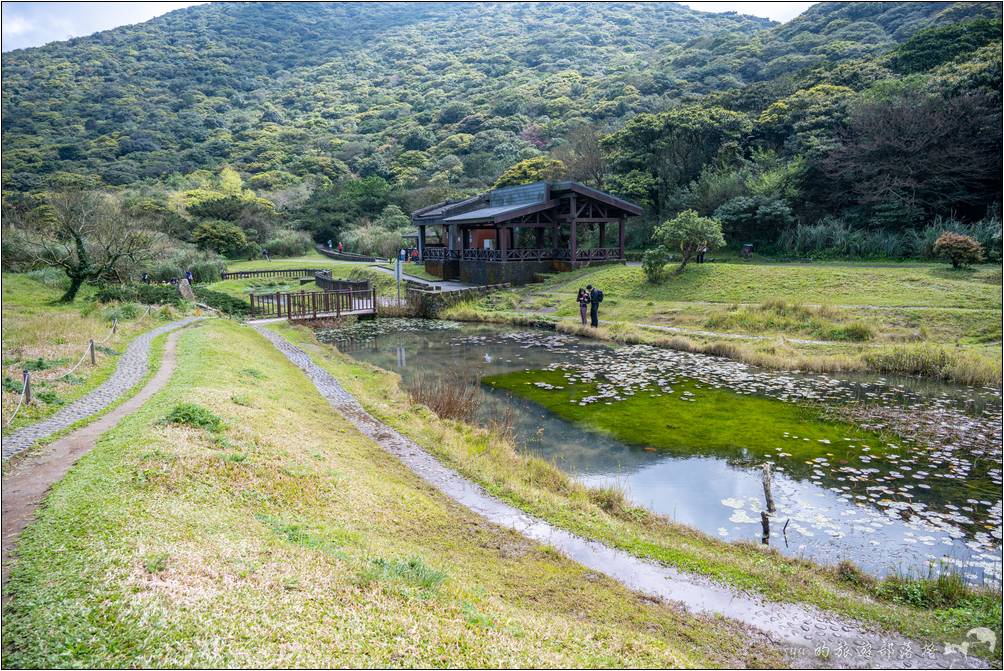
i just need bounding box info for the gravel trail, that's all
[2,317,202,460]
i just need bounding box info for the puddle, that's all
[321,319,1003,586]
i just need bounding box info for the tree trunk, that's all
[61,274,85,302]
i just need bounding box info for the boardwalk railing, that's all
[314,271,371,293]
[221,268,324,280]
[249,288,377,320]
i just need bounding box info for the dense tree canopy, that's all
[2,1,1001,261]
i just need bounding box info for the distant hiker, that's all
[262,248,271,262]
[411,248,420,263]
[576,287,589,325]
[587,284,603,327]
[338,241,343,254]
[184,270,194,284]
[141,272,150,285]
[327,239,333,250]
[697,241,707,264]
[169,277,179,287]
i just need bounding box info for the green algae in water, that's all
[483,369,890,465]
[482,368,998,522]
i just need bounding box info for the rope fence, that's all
[2,305,155,427]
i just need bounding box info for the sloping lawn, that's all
[2,319,779,668]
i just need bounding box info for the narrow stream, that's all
[319,318,1002,586]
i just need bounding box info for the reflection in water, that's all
[322,319,1002,585]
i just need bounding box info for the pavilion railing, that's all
[428,247,624,263]
[575,247,622,261]
[423,248,460,261]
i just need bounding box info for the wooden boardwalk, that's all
[249,288,377,321]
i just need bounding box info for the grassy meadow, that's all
[444,260,1003,386]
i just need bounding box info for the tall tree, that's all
[821,92,1002,226]
[603,106,752,218]
[11,191,160,301]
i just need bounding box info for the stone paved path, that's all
[2,322,196,587]
[254,324,987,670]
[2,317,202,460]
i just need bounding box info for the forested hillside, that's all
[2,1,1002,264]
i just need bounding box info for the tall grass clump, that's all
[405,372,482,422]
[777,212,1002,261]
[862,343,1001,386]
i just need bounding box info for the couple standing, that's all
[577,284,603,327]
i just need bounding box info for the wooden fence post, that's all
[112,318,118,335]
[762,463,776,513]
[249,292,255,318]
[275,291,281,318]
[89,339,96,365]
[23,370,31,404]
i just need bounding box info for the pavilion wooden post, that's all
[569,193,578,263]
[500,224,509,256]
[418,225,426,261]
[599,221,606,248]
[618,217,625,259]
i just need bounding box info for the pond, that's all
[318,318,1003,586]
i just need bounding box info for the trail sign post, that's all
[395,256,402,302]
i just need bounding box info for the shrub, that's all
[641,247,671,284]
[932,232,984,268]
[145,246,226,283]
[192,287,251,318]
[95,284,184,306]
[192,220,248,256]
[263,229,313,257]
[164,403,224,432]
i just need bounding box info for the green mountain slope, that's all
[1,2,772,191]
[1,2,1000,260]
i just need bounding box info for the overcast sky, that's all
[1,1,817,52]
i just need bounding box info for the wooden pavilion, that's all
[411,181,642,284]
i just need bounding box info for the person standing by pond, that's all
[576,287,589,325]
[587,284,603,327]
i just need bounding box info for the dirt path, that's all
[3,317,203,460]
[254,325,985,670]
[2,323,193,587]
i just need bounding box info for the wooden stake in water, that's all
[762,463,776,513]
[760,511,770,545]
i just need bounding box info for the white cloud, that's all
[2,15,33,36]
[680,2,817,24]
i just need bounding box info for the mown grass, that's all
[272,323,1002,662]
[1,273,191,436]
[442,299,1003,387]
[504,261,1002,379]
[2,319,782,668]
[540,261,1002,309]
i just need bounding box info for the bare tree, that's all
[553,125,607,188]
[12,191,161,301]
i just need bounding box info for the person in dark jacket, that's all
[587,284,602,327]
[184,270,194,284]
